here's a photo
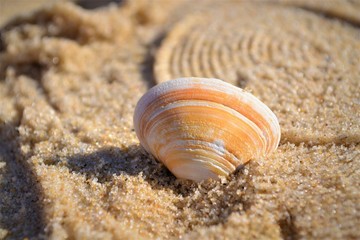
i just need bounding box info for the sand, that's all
[0,0,359,239]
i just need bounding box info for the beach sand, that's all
[0,0,359,239]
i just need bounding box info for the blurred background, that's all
[0,0,123,26]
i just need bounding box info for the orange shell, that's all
[134,78,280,181]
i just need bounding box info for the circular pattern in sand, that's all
[155,4,360,144]
[156,13,328,85]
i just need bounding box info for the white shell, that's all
[134,77,280,181]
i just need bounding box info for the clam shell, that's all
[134,78,280,182]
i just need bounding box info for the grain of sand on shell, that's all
[0,0,359,239]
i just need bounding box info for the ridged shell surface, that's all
[134,78,280,182]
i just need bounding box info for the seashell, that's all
[134,77,281,182]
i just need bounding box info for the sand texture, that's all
[0,0,359,239]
